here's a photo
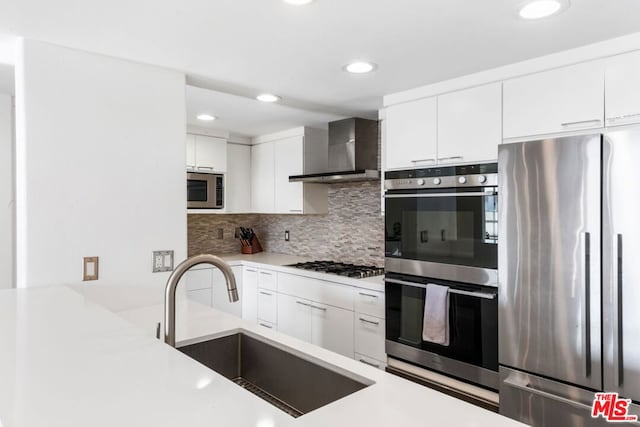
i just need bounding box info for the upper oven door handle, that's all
[384,191,497,198]
[385,278,497,300]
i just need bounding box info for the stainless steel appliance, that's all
[498,131,640,426]
[289,118,380,183]
[286,261,384,278]
[384,163,498,286]
[385,273,499,390]
[383,163,500,390]
[187,172,224,209]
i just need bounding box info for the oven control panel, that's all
[385,173,497,190]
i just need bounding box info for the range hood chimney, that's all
[289,118,380,183]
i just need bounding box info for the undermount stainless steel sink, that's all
[178,332,371,417]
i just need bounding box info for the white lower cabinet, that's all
[355,353,387,370]
[257,288,277,325]
[242,267,258,323]
[277,293,312,342]
[355,313,386,362]
[311,302,354,358]
[187,288,212,307]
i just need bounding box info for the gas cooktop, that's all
[286,261,384,279]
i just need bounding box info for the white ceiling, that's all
[1,0,640,135]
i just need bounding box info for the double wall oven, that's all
[384,163,499,390]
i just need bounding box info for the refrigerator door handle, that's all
[617,233,624,386]
[584,231,592,378]
[503,377,594,411]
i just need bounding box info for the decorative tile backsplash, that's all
[187,181,384,266]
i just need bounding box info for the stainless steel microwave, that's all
[187,172,224,209]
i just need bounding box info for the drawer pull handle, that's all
[359,359,380,368]
[259,323,273,329]
[410,158,435,164]
[296,301,311,307]
[560,119,601,127]
[259,291,273,296]
[260,271,273,276]
[245,269,257,273]
[358,292,379,299]
[197,166,215,171]
[359,317,380,326]
[311,305,327,312]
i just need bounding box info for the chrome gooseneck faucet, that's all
[164,254,239,347]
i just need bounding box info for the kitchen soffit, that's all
[1,0,640,117]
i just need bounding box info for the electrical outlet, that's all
[284,230,290,242]
[152,250,174,273]
[83,256,99,281]
[217,228,224,239]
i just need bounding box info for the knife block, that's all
[241,236,263,254]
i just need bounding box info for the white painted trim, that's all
[250,126,306,145]
[227,133,251,145]
[384,32,640,107]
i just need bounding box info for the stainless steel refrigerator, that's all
[498,130,640,426]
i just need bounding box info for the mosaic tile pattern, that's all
[187,181,384,266]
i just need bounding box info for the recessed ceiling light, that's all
[196,114,217,121]
[283,0,314,4]
[256,94,281,103]
[344,61,377,74]
[519,0,566,19]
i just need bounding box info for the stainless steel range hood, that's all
[289,118,380,183]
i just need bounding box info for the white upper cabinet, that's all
[385,97,438,170]
[195,135,227,173]
[437,83,502,163]
[274,136,304,213]
[503,61,605,139]
[226,143,251,213]
[186,134,196,171]
[251,142,275,213]
[606,51,640,127]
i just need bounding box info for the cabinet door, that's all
[503,61,605,138]
[311,302,354,358]
[251,142,275,213]
[187,288,212,307]
[184,268,212,291]
[186,134,196,171]
[212,266,243,317]
[384,97,437,170]
[354,314,386,362]
[438,83,501,163]
[257,289,277,324]
[195,135,227,173]
[225,144,251,213]
[242,267,258,322]
[274,136,304,213]
[606,51,640,127]
[277,293,312,342]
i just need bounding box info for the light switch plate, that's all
[83,256,99,281]
[152,250,174,273]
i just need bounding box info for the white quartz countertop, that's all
[0,285,523,427]
[218,252,385,292]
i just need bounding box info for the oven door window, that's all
[385,280,498,371]
[187,179,208,202]
[385,189,497,269]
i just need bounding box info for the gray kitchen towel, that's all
[422,283,450,346]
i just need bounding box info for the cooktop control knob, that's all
[433,178,441,185]
[458,176,467,184]
[417,179,425,186]
[477,175,487,183]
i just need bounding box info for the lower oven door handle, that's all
[385,191,497,198]
[385,278,496,299]
[503,377,593,411]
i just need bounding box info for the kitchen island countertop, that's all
[0,285,523,427]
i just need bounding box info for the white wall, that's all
[15,39,187,288]
[0,93,14,289]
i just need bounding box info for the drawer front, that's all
[355,352,387,370]
[258,269,277,291]
[185,268,212,291]
[278,272,354,311]
[355,289,385,318]
[355,313,386,361]
[257,289,277,324]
